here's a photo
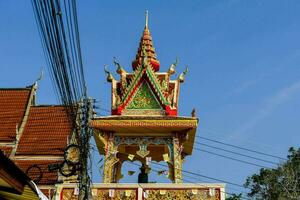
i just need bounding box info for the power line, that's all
[150,161,244,188]
[31,1,92,199]
[197,136,287,161]
[194,148,270,169]
[195,141,279,165]
[200,128,284,152]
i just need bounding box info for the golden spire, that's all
[145,10,149,28]
[132,11,160,71]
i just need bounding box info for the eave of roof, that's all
[0,151,32,194]
[92,115,199,155]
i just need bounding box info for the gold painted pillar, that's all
[103,132,119,183]
[172,133,183,183]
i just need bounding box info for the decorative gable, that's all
[126,81,162,110]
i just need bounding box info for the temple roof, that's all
[16,106,72,156]
[0,146,13,157]
[0,86,73,187]
[0,88,32,142]
[105,12,189,117]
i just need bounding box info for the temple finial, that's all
[145,10,149,28]
[132,10,160,71]
[34,67,44,87]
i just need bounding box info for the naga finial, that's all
[178,65,189,82]
[113,57,126,74]
[104,65,114,82]
[168,57,179,75]
[183,66,188,75]
[34,67,44,88]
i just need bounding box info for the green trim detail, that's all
[145,67,170,105]
[118,66,144,106]
[117,63,170,108]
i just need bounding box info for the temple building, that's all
[58,12,225,200]
[0,12,226,200]
[92,12,198,184]
[0,83,74,199]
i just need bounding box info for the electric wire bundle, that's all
[31,0,92,199]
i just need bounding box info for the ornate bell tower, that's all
[92,11,198,184]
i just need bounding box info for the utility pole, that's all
[78,97,94,200]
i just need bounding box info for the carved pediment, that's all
[126,81,162,110]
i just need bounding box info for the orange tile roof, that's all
[16,106,72,155]
[0,146,13,157]
[0,87,75,187]
[0,88,31,142]
[14,160,62,185]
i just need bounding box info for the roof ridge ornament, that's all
[168,57,179,75]
[178,66,188,83]
[113,57,126,74]
[34,68,44,89]
[104,65,114,82]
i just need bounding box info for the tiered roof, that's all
[132,15,160,71]
[106,12,188,116]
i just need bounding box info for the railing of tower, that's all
[31,0,94,199]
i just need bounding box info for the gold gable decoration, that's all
[126,81,162,110]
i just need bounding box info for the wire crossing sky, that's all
[0,0,300,195]
[31,0,91,198]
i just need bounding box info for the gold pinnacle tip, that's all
[145,10,149,28]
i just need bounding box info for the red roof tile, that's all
[16,106,72,155]
[0,88,31,142]
[0,146,13,157]
[14,159,62,185]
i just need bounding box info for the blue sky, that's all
[1,0,300,196]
